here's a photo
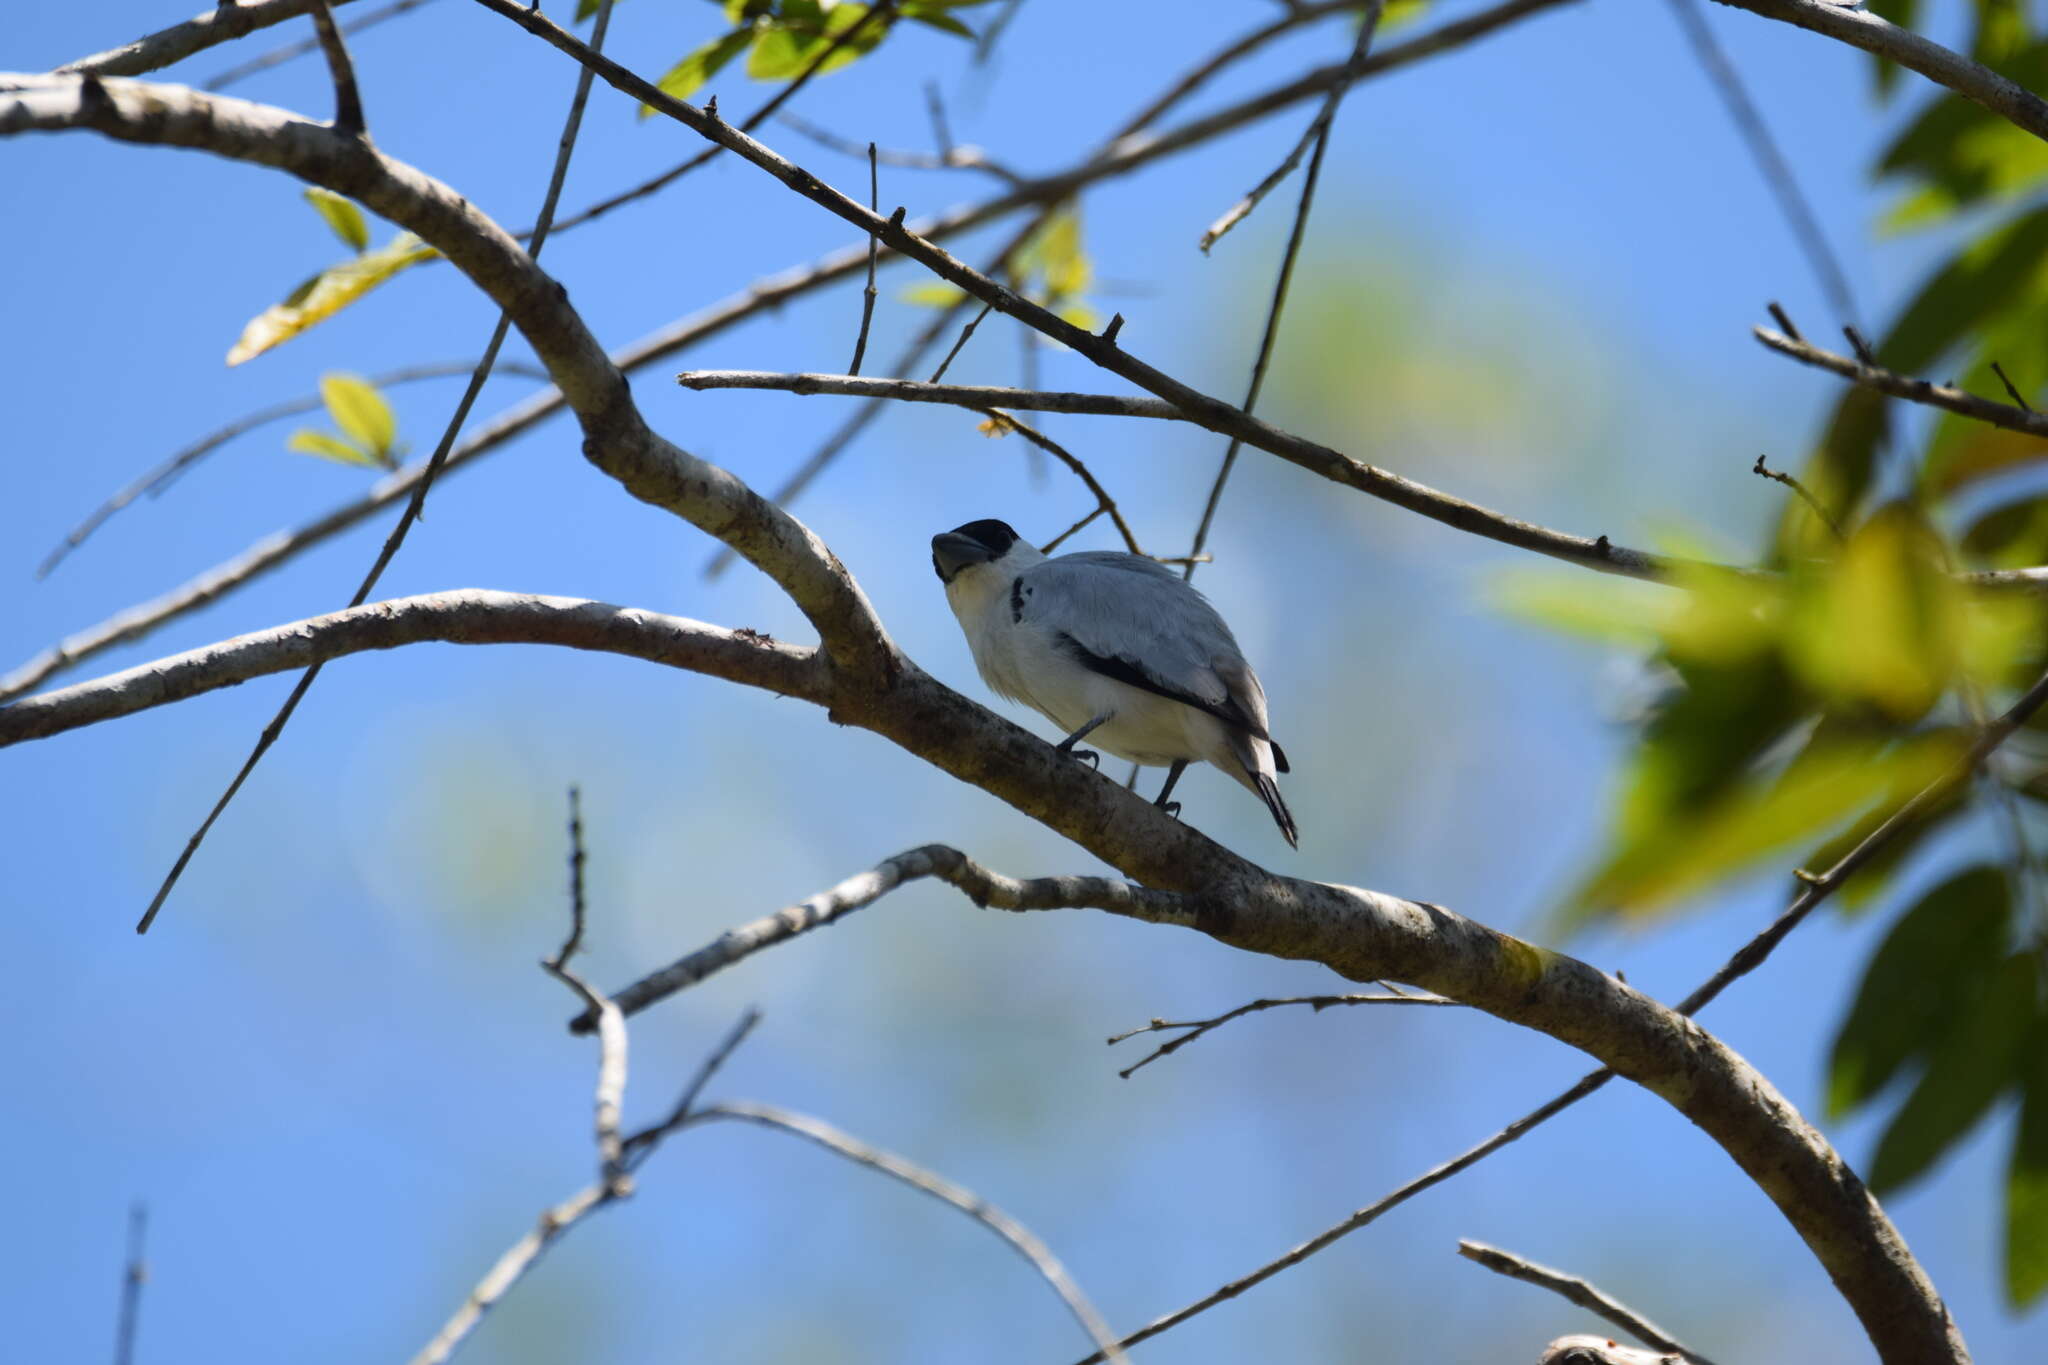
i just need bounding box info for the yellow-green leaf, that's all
[1487,568,1679,645]
[641,27,753,118]
[2009,1037,2048,1307]
[1785,504,1962,721]
[228,233,439,366]
[303,187,369,254]
[288,428,382,468]
[900,282,968,308]
[320,372,396,461]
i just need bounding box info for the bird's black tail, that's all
[1254,772,1298,849]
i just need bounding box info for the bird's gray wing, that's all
[1013,555,1281,750]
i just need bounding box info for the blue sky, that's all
[4,2,2040,1361]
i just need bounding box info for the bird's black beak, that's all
[931,531,994,584]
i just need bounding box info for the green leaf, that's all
[227,232,438,366]
[1871,952,2038,1193]
[319,373,397,463]
[2009,1027,2048,1307]
[642,27,754,117]
[287,428,382,468]
[1828,865,2011,1118]
[903,6,975,38]
[747,3,884,81]
[302,187,368,254]
[1487,568,1679,645]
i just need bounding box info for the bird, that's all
[931,518,1297,847]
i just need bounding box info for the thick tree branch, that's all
[1756,325,2048,439]
[0,592,824,748]
[1713,0,2048,143]
[0,72,895,684]
[1458,1240,1715,1365]
[60,0,371,78]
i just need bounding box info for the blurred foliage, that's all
[903,201,1099,330]
[627,0,999,115]
[1503,0,2048,1308]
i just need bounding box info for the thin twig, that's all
[924,80,953,158]
[1458,1240,1716,1365]
[621,1009,762,1167]
[1751,453,1842,540]
[557,785,588,964]
[535,1,898,239]
[113,1203,146,1365]
[848,143,880,376]
[1755,325,2048,439]
[572,845,1189,1032]
[1661,0,1859,331]
[974,410,1145,557]
[1198,3,1382,253]
[133,0,618,934]
[1039,504,1107,554]
[1107,991,1460,1079]
[204,0,436,92]
[1185,79,1335,581]
[678,370,1188,416]
[36,360,546,580]
[775,112,1022,183]
[306,0,365,135]
[689,1102,1129,1365]
[1064,660,2048,1365]
[1992,361,2034,412]
[930,301,996,383]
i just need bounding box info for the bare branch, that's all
[113,1203,146,1365]
[36,358,546,580]
[973,411,1146,558]
[776,111,1022,185]
[1714,0,2048,145]
[1751,453,1842,540]
[407,1179,609,1365]
[930,301,995,383]
[1198,2,1381,253]
[1458,1240,1716,1365]
[204,0,438,92]
[622,1009,761,1166]
[575,844,1191,1031]
[1756,325,2048,439]
[306,1,365,136]
[1663,0,1859,331]
[1107,990,1460,1079]
[693,1102,1130,1364]
[0,592,826,749]
[848,143,880,375]
[61,0,372,78]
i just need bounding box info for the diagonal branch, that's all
[1106,990,1460,1079]
[60,0,372,78]
[1756,325,2048,438]
[1712,0,2048,144]
[687,1102,1129,1365]
[1458,1240,1716,1365]
[204,0,439,93]
[305,1,364,136]
[572,844,1192,1030]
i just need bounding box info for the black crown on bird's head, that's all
[931,519,1022,584]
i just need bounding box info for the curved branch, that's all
[1713,0,2048,145]
[0,71,895,683]
[0,592,823,747]
[0,585,1970,1361]
[60,0,371,78]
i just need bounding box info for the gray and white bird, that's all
[931,519,1297,847]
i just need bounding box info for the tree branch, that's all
[686,1102,1129,1365]
[0,592,825,748]
[1458,1240,1716,1365]
[1712,0,2048,144]
[1756,325,2048,439]
[1106,990,1460,1079]
[0,72,896,685]
[574,844,1193,1030]
[60,0,372,78]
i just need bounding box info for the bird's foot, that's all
[1065,747,1100,769]
[1156,800,1182,819]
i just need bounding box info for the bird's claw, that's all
[1070,747,1100,769]
[1157,800,1182,819]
